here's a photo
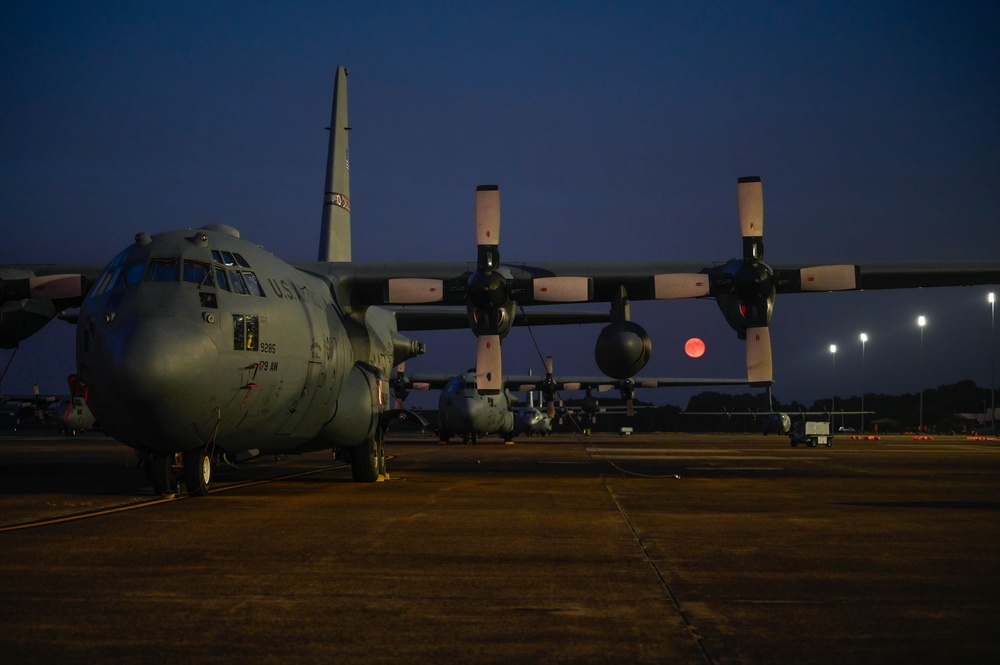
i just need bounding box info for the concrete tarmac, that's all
[1,430,999,664]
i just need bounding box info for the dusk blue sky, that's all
[2,2,998,410]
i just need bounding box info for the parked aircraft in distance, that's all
[392,358,752,444]
[2,66,999,495]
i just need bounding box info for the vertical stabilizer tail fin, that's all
[318,66,351,262]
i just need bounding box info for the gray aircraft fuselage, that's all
[77,224,405,459]
[437,373,515,443]
[513,407,552,435]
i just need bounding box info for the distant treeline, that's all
[543,379,997,434]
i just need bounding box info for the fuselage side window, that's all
[245,315,258,350]
[232,314,245,350]
[147,258,180,282]
[231,314,259,351]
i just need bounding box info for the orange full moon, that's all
[685,337,706,358]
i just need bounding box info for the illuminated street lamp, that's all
[830,344,837,419]
[918,315,926,431]
[990,293,996,433]
[860,333,868,432]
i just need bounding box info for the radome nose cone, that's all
[104,319,218,405]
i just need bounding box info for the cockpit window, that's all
[182,260,213,287]
[147,258,180,282]
[229,270,249,295]
[212,250,250,268]
[123,262,145,286]
[241,271,265,297]
[215,266,230,291]
[91,249,129,297]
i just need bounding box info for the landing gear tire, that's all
[150,453,175,495]
[351,429,385,482]
[183,448,212,497]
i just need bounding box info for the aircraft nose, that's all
[101,317,219,406]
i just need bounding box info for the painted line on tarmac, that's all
[0,464,345,533]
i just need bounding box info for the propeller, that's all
[733,176,773,386]
[652,177,858,387]
[387,186,593,394]
[390,363,409,408]
[389,362,432,408]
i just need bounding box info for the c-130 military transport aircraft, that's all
[2,66,999,496]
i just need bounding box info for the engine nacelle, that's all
[0,271,88,348]
[0,299,57,348]
[594,321,651,379]
[318,362,387,447]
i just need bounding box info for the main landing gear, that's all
[147,448,213,497]
[347,427,387,482]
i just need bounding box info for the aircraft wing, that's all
[307,260,1000,308]
[505,376,751,391]
[0,264,104,349]
[386,306,610,331]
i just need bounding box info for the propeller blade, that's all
[541,356,556,418]
[562,382,582,391]
[533,276,593,302]
[476,335,502,393]
[737,176,763,239]
[653,273,710,299]
[746,326,773,386]
[387,278,445,303]
[796,265,859,292]
[626,400,635,417]
[475,185,500,259]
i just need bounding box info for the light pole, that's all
[990,293,996,433]
[830,344,837,425]
[918,315,926,432]
[860,333,868,432]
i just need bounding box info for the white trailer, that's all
[789,420,833,447]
